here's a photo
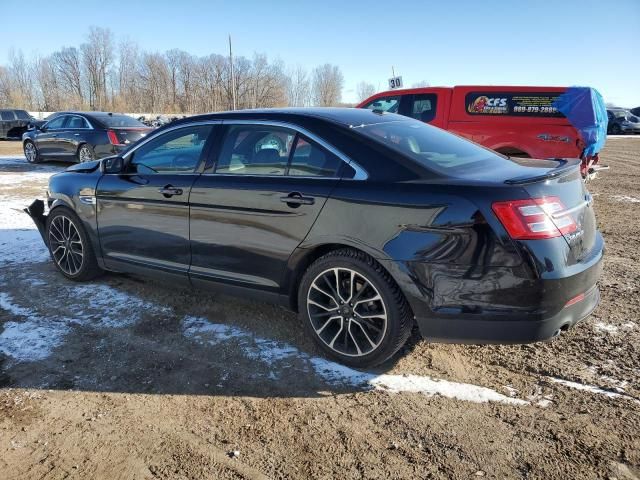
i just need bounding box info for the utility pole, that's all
[229,34,236,111]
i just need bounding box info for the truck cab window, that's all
[409,94,437,122]
[362,96,400,113]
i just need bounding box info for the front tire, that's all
[298,249,413,368]
[46,207,102,281]
[24,140,40,163]
[77,144,95,163]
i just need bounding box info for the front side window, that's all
[216,125,295,175]
[1,111,15,121]
[45,116,67,129]
[129,125,212,174]
[361,96,401,113]
[409,94,437,122]
[289,136,342,177]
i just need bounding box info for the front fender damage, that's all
[24,199,48,245]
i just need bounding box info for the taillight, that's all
[492,196,577,240]
[107,129,122,145]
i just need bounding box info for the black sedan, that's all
[25,108,603,367]
[22,112,152,164]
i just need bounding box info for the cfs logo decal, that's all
[468,96,508,114]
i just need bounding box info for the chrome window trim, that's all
[121,120,223,160]
[214,119,368,180]
[117,118,368,180]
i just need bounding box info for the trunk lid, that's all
[111,127,153,146]
[509,159,597,260]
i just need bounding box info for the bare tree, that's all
[34,56,61,110]
[286,65,310,107]
[7,49,34,108]
[311,64,343,107]
[81,27,114,109]
[52,47,85,108]
[0,27,354,114]
[356,81,376,102]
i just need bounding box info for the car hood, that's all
[65,159,101,173]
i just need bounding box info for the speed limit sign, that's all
[388,76,403,89]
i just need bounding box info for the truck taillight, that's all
[107,130,122,145]
[492,197,577,240]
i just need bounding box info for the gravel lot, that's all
[0,138,639,479]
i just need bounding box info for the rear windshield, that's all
[353,119,513,175]
[97,115,145,128]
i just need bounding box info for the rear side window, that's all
[67,116,90,129]
[465,91,564,117]
[361,96,400,113]
[408,94,437,122]
[354,119,511,174]
[289,136,342,177]
[216,125,295,175]
[15,110,31,120]
[1,111,15,121]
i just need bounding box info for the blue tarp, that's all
[553,87,608,157]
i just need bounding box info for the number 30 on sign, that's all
[389,76,403,89]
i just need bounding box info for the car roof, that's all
[169,107,409,129]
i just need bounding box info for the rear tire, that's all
[298,248,413,368]
[46,207,102,281]
[24,140,40,163]
[77,144,95,163]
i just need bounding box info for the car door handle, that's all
[74,133,80,136]
[280,192,315,207]
[158,185,183,197]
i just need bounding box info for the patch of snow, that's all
[621,322,636,330]
[503,385,519,397]
[0,284,169,362]
[536,397,553,408]
[594,322,619,333]
[610,195,640,204]
[183,316,246,344]
[0,292,70,361]
[549,377,639,404]
[183,316,529,406]
[71,284,170,328]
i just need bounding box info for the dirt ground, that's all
[0,137,639,479]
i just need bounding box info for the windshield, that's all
[98,115,146,128]
[353,119,513,175]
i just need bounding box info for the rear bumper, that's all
[383,235,604,345]
[416,284,599,344]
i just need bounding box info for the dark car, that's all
[21,111,153,163]
[0,108,37,140]
[607,108,640,134]
[25,108,603,367]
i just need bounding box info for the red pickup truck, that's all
[357,86,604,176]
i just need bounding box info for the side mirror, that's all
[27,123,35,131]
[103,156,124,174]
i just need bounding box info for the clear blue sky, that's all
[0,0,638,106]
